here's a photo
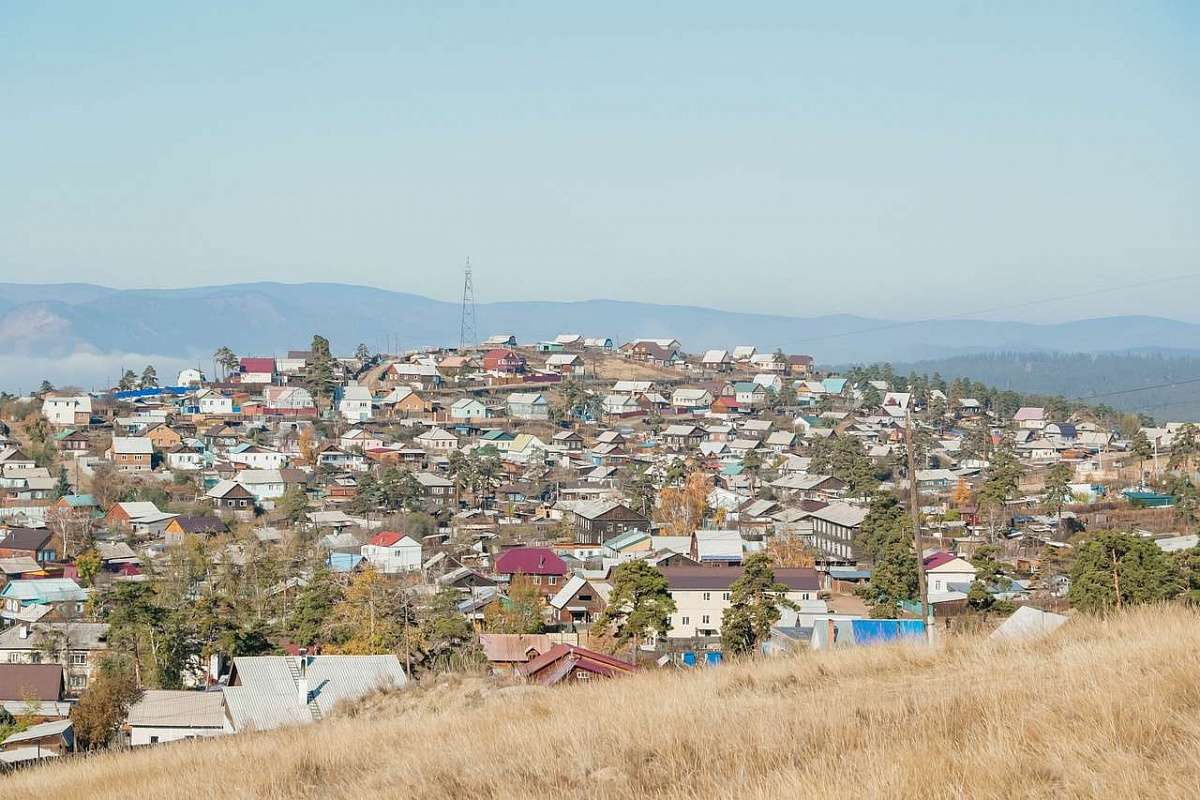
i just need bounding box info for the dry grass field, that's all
[14,606,1200,800]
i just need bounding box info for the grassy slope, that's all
[16,607,1200,800]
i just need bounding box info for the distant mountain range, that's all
[4,281,1200,364]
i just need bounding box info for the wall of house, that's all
[130,723,231,747]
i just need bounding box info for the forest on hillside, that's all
[884,352,1200,423]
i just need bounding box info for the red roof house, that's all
[482,349,526,375]
[494,547,569,596]
[518,644,636,686]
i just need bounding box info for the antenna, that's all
[459,257,478,350]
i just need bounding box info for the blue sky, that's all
[2,3,1197,320]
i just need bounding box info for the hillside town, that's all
[0,332,1197,765]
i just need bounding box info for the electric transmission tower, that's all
[459,257,477,350]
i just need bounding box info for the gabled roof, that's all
[239,357,277,373]
[494,547,567,576]
[368,531,420,548]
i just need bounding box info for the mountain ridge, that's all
[2,281,1200,364]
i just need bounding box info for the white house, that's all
[415,427,459,451]
[175,368,206,387]
[41,396,91,427]
[340,429,384,452]
[602,394,641,417]
[923,553,979,596]
[197,390,235,416]
[338,385,373,423]
[662,567,819,639]
[361,531,423,573]
[507,393,549,421]
[165,447,205,471]
[126,690,231,746]
[234,469,289,503]
[228,445,288,471]
[671,388,714,412]
[450,398,488,421]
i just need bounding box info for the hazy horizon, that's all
[2,4,1198,322]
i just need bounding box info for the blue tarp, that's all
[112,386,190,400]
[704,651,723,667]
[850,619,926,645]
[681,651,697,667]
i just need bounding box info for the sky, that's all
[2,3,1198,321]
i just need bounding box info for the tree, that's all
[966,544,1011,612]
[1042,462,1073,534]
[721,553,797,655]
[422,588,483,672]
[117,369,138,391]
[624,467,658,519]
[140,364,158,388]
[276,484,311,523]
[76,549,102,587]
[354,342,371,362]
[979,439,1022,541]
[811,435,878,497]
[1068,531,1181,613]
[306,334,337,407]
[288,566,342,647]
[952,479,972,509]
[765,535,815,568]
[327,567,417,660]
[859,383,882,409]
[71,659,142,750]
[53,467,72,500]
[483,574,544,634]
[1168,423,1198,475]
[213,347,239,380]
[742,448,764,497]
[1174,546,1200,606]
[855,493,905,563]
[857,532,918,618]
[593,561,675,661]
[1131,429,1153,481]
[656,471,710,535]
[38,379,54,395]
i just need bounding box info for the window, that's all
[69,674,86,689]
[70,652,87,666]
[29,653,41,664]
[7,653,18,664]
[681,616,690,625]
[702,592,710,601]
[722,592,730,601]
[701,615,710,625]
[547,575,558,586]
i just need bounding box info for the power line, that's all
[1069,375,1200,403]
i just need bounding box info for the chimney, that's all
[297,650,309,707]
[18,624,28,640]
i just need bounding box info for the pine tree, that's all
[1068,531,1181,613]
[140,364,158,388]
[721,553,797,655]
[593,561,675,660]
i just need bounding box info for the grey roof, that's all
[127,690,226,729]
[0,622,109,651]
[2,718,72,745]
[224,655,407,732]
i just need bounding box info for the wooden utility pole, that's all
[904,410,930,640]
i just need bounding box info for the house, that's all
[749,352,791,374]
[0,529,56,563]
[1014,407,1046,430]
[196,390,235,416]
[338,385,374,423]
[602,394,641,417]
[690,530,748,565]
[725,382,768,409]
[551,430,584,451]
[105,501,167,529]
[732,345,757,361]
[570,501,651,546]
[164,516,229,542]
[0,622,108,695]
[0,663,67,717]
[126,690,230,746]
[808,503,870,562]
[545,354,584,375]
[232,470,291,504]
[483,334,518,347]
[662,567,819,639]
[238,357,277,384]
[450,398,488,421]
[701,350,733,372]
[518,644,635,686]
[789,355,814,375]
[413,472,454,507]
[384,362,444,389]
[206,481,256,512]
[339,428,385,453]
[0,580,87,625]
[1,718,75,760]
[477,633,556,674]
[494,547,569,597]
[379,387,430,417]
[52,429,90,454]
[228,444,288,471]
[507,393,549,421]
[483,349,526,375]
[361,531,423,573]
[106,437,153,472]
[223,655,407,732]
[262,385,317,413]
[41,395,92,427]
[415,427,459,451]
[164,443,204,471]
[144,424,184,450]
[661,424,705,451]
[924,552,979,596]
[583,337,614,350]
[602,529,652,559]
[671,388,714,413]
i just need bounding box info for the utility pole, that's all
[905,410,930,641]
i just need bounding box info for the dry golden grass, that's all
[16,606,1200,799]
